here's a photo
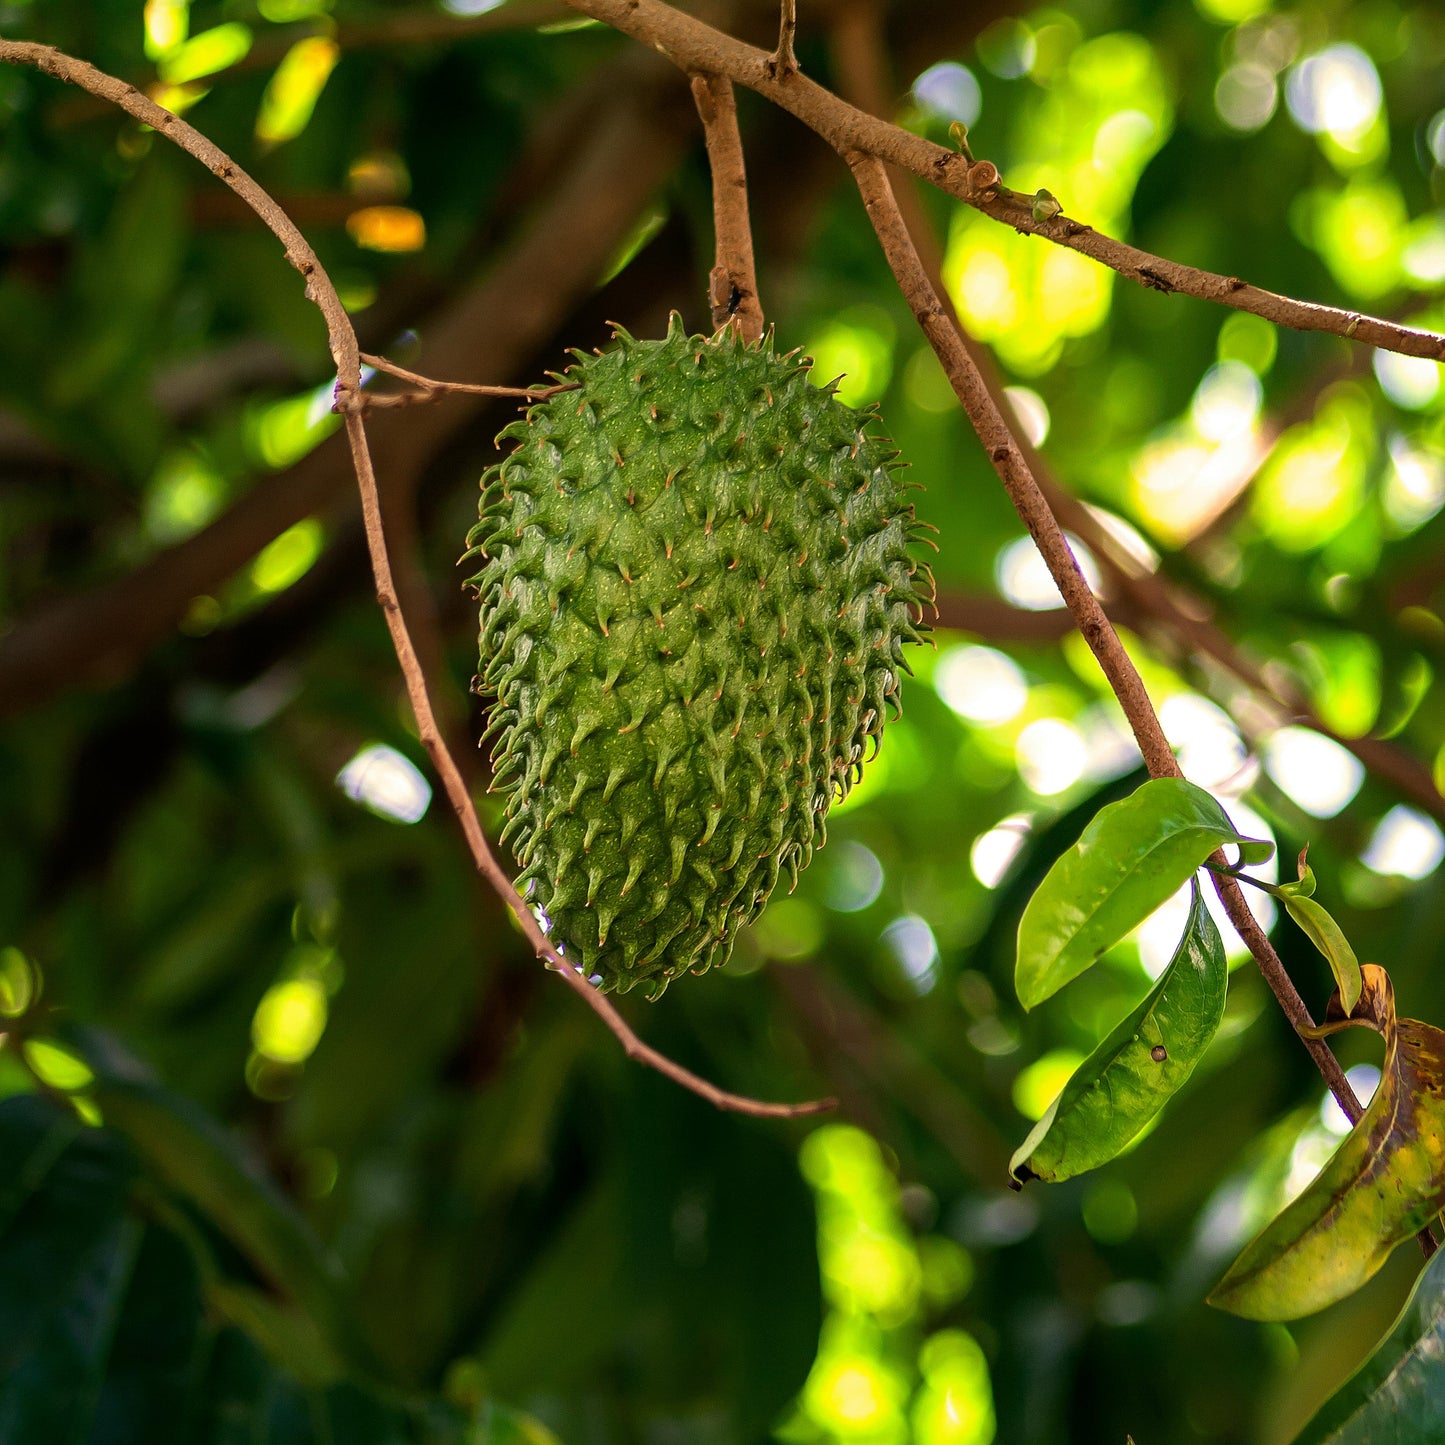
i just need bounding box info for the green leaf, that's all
[1015,778,1271,1009]
[1209,966,1445,1320]
[1282,894,1363,1015]
[0,1092,549,1442]
[1293,1233,1445,1442]
[1011,879,1227,1185]
[77,1035,381,1383]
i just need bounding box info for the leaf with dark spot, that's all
[1209,965,1445,1321]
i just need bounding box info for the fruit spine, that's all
[467,315,932,995]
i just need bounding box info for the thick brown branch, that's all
[562,0,1445,363]
[689,74,765,341]
[2,39,828,1121]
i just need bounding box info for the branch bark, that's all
[689,73,766,340]
[0,47,695,720]
[561,0,1445,363]
[0,39,830,1121]
[846,151,1370,1147]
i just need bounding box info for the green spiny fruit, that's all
[466,315,932,996]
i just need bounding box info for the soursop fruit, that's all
[466,315,932,995]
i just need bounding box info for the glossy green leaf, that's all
[1282,894,1363,1015]
[1011,880,1226,1185]
[1015,777,1271,1009]
[1210,966,1445,1321]
[1293,1235,1445,1442]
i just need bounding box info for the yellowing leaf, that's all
[1209,965,1445,1321]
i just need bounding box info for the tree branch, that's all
[845,151,1369,1149]
[0,47,696,720]
[561,0,1445,363]
[767,0,798,78]
[0,39,830,1121]
[689,74,766,341]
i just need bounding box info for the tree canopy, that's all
[4,0,1445,1441]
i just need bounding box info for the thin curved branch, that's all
[0,38,830,1122]
[689,73,766,341]
[562,0,1445,363]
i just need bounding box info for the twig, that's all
[845,150,1370,1144]
[560,0,1445,364]
[767,0,798,78]
[688,74,765,341]
[0,39,831,1122]
[359,351,578,406]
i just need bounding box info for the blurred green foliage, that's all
[4,0,1445,1440]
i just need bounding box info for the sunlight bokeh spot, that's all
[348,205,427,254]
[1373,350,1441,411]
[934,645,1028,725]
[903,348,958,413]
[1002,386,1050,447]
[144,0,188,58]
[977,18,1035,79]
[807,309,896,408]
[824,842,885,913]
[913,62,982,127]
[944,31,1170,374]
[918,1236,975,1309]
[1251,394,1368,550]
[1320,1063,1381,1136]
[1190,361,1262,442]
[1384,435,1445,532]
[1362,805,1445,880]
[1161,693,1249,791]
[258,0,333,18]
[914,1332,995,1445]
[1402,220,1445,285]
[1215,64,1277,131]
[1217,312,1277,374]
[252,977,328,1065]
[249,518,324,595]
[995,533,1100,610]
[970,815,1031,889]
[1262,726,1363,818]
[145,451,224,544]
[256,37,340,146]
[158,22,252,85]
[251,383,342,468]
[1305,181,1405,299]
[1129,428,1265,546]
[1016,718,1086,796]
[883,915,940,994]
[1194,0,1269,23]
[1012,1050,1085,1121]
[337,743,432,824]
[1285,45,1381,143]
